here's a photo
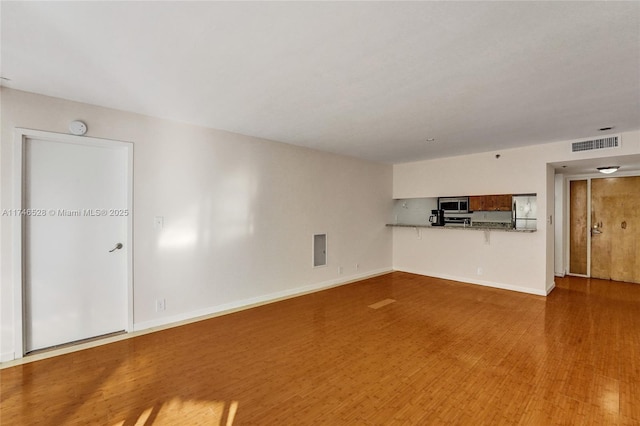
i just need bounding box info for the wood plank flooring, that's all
[2,272,639,425]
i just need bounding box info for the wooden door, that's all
[569,180,588,275]
[591,176,640,283]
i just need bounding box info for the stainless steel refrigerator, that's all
[512,195,537,230]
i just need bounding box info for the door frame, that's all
[566,177,592,278]
[564,171,640,279]
[12,128,134,358]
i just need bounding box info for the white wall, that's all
[0,88,393,361]
[393,130,640,295]
[3,87,638,361]
[554,174,566,276]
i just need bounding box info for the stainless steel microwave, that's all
[438,197,469,214]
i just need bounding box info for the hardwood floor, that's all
[2,272,639,425]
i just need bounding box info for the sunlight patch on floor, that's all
[112,398,239,426]
[132,407,153,426]
[368,298,396,309]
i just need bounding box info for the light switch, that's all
[154,216,164,229]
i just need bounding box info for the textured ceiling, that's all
[1,1,639,164]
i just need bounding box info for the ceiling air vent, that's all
[572,136,619,152]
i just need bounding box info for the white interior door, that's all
[23,136,130,352]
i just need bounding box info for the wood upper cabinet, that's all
[469,194,512,211]
[489,194,513,211]
[469,196,485,211]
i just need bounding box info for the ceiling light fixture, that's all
[599,126,614,131]
[597,166,619,174]
[425,138,436,142]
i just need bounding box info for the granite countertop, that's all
[386,223,537,233]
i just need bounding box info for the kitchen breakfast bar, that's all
[386,223,537,232]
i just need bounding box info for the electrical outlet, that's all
[338,266,343,275]
[156,298,166,312]
[356,263,360,271]
[477,267,483,276]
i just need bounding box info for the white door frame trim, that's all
[12,128,134,359]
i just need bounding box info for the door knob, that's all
[109,243,123,253]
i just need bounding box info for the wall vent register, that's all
[313,234,327,267]
[571,136,619,152]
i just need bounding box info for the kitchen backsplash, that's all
[392,198,437,225]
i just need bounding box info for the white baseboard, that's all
[546,281,556,295]
[394,267,548,296]
[133,268,393,332]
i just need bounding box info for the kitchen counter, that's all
[386,223,536,233]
